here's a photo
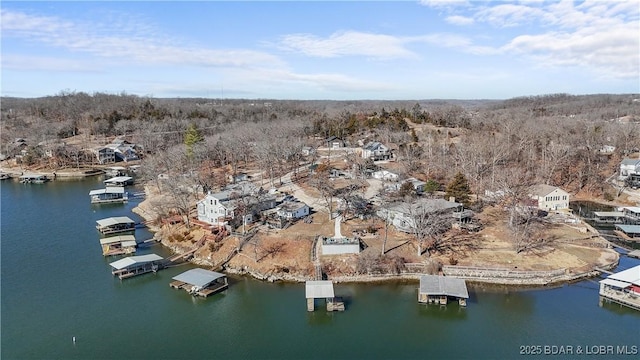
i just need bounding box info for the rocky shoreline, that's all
[132,185,620,287]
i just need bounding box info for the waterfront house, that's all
[376,198,471,233]
[96,216,136,235]
[361,141,391,161]
[196,182,273,226]
[89,186,128,204]
[528,184,569,212]
[170,268,228,297]
[94,147,116,164]
[109,254,164,279]
[277,201,310,220]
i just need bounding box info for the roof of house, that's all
[109,254,163,270]
[419,275,469,298]
[96,216,135,227]
[387,198,460,215]
[305,280,335,298]
[172,268,226,288]
[363,141,387,151]
[529,184,566,197]
[405,177,426,186]
[279,201,308,212]
[205,182,258,202]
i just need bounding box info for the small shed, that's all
[305,280,343,311]
[170,268,228,297]
[109,254,164,279]
[418,275,469,306]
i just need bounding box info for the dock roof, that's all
[419,275,469,299]
[608,265,640,286]
[614,224,640,234]
[172,268,226,288]
[104,176,133,184]
[99,235,136,245]
[593,211,624,217]
[109,254,163,269]
[305,280,335,299]
[96,216,135,227]
[89,187,125,195]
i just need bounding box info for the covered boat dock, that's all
[614,224,640,240]
[103,176,134,187]
[89,186,128,204]
[418,275,469,306]
[109,254,164,279]
[99,235,137,256]
[96,216,136,235]
[305,280,344,312]
[593,211,625,224]
[170,268,228,297]
[19,174,49,184]
[599,265,640,311]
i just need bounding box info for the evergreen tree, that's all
[445,172,471,206]
[184,123,204,159]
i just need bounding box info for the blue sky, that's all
[2,1,638,100]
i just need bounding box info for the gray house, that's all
[377,198,472,233]
[361,141,391,160]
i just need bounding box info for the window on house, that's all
[210,199,213,205]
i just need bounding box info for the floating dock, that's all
[170,268,228,297]
[418,275,469,307]
[96,216,136,235]
[599,265,640,311]
[89,186,128,204]
[109,254,164,279]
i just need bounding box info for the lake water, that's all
[1,178,638,359]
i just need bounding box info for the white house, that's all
[372,170,399,181]
[197,192,235,225]
[361,141,391,160]
[196,182,261,225]
[619,158,640,180]
[528,184,570,211]
[301,146,316,156]
[277,201,310,220]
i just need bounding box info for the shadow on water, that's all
[417,302,468,320]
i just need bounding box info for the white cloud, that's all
[1,54,103,73]
[277,31,417,59]
[445,15,475,25]
[425,0,640,79]
[0,9,285,70]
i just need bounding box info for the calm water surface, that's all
[1,178,638,359]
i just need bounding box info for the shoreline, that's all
[132,184,621,288]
